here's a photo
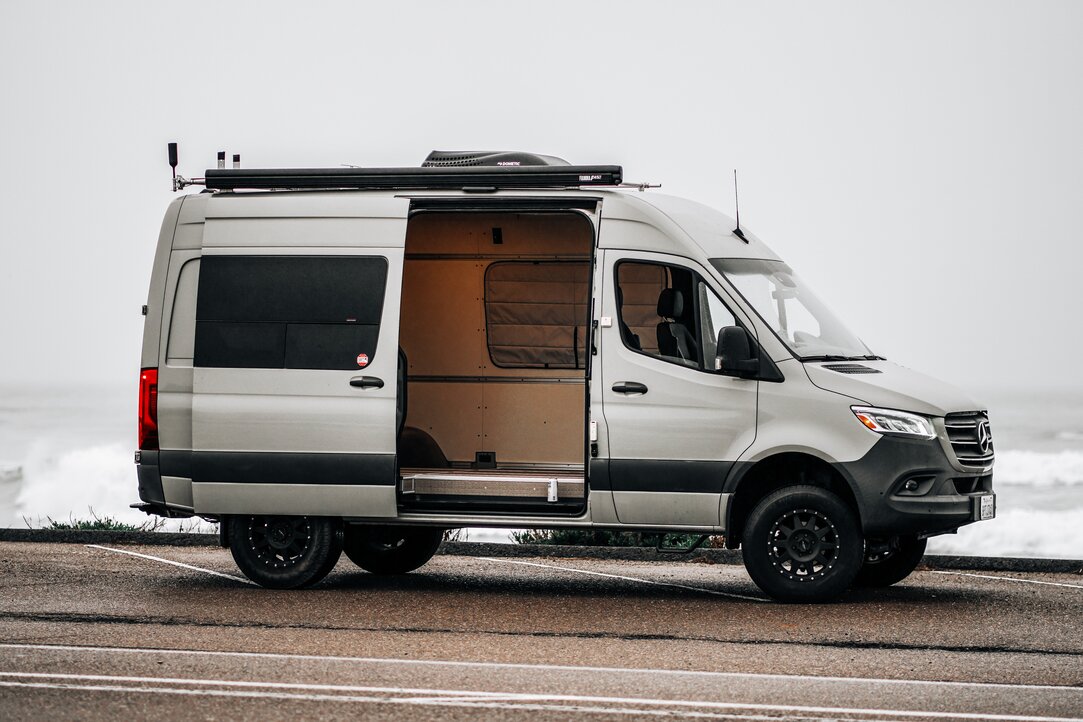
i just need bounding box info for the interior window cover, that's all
[485,261,590,369]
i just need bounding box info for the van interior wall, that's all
[400,212,592,469]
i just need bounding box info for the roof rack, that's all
[202,165,623,191]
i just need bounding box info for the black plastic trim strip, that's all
[590,459,732,493]
[159,451,396,486]
[205,166,622,191]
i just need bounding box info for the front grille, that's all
[944,411,994,468]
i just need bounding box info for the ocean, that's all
[1,384,1081,558]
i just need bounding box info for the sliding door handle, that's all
[612,381,648,395]
[350,376,384,389]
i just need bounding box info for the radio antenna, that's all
[733,169,748,243]
[166,141,204,192]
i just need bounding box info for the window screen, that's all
[194,255,387,370]
[484,261,590,369]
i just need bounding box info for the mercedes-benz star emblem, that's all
[977,420,993,455]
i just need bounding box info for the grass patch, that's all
[22,508,172,532]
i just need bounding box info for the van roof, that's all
[187,176,776,261]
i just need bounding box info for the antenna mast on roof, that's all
[733,169,748,243]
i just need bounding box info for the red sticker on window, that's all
[356,353,369,368]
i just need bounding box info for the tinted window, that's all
[194,255,387,370]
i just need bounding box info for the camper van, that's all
[135,149,995,602]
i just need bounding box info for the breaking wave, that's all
[11,441,147,527]
[995,449,1083,486]
[927,507,1083,559]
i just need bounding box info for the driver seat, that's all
[656,289,697,362]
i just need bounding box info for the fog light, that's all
[904,479,919,492]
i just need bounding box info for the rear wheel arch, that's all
[724,452,861,549]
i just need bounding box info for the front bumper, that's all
[834,435,994,538]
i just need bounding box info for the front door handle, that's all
[350,376,384,389]
[612,381,648,395]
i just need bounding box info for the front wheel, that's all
[741,486,864,603]
[343,525,444,575]
[228,515,342,589]
[854,536,927,587]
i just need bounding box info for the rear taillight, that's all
[138,368,159,451]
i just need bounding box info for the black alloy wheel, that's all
[229,515,343,589]
[854,536,928,587]
[742,485,863,602]
[343,525,444,575]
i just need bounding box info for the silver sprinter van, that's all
[135,148,995,601]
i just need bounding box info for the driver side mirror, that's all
[717,326,760,377]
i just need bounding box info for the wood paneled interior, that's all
[400,212,592,467]
[405,382,585,465]
[405,212,592,257]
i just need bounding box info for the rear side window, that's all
[484,261,590,369]
[194,256,387,370]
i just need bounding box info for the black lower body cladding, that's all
[158,451,397,486]
[833,436,992,538]
[135,450,165,505]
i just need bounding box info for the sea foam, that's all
[994,449,1083,486]
[928,507,1083,559]
[12,441,144,527]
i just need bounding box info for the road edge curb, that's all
[3,528,1082,574]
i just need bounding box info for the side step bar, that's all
[401,469,584,502]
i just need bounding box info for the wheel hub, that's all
[248,516,313,569]
[767,507,840,581]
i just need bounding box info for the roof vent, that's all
[422,150,571,168]
[823,363,882,375]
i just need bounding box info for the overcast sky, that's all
[1,1,1080,397]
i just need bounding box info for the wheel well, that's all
[725,453,860,549]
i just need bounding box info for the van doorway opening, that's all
[397,208,594,516]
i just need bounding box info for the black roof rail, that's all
[204,165,623,191]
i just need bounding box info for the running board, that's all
[401,469,584,502]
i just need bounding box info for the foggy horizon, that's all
[2,1,1081,395]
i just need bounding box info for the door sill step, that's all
[401,468,584,501]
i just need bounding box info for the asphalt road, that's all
[1,541,1082,720]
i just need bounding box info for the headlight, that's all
[851,406,936,439]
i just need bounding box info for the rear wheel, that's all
[343,525,444,574]
[854,536,927,587]
[228,515,342,589]
[741,485,863,603]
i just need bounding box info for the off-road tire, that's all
[343,525,444,575]
[742,485,863,603]
[854,536,927,587]
[228,515,343,589]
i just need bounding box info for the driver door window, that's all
[615,261,738,372]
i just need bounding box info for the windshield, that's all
[710,258,878,361]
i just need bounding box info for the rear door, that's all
[186,197,407,517]
[597,250,758,528]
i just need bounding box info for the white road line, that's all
[0,680,741,720]
[3,643,1080,694]
[931,571,1083,590]
[84,544,255,585]
[481,556,768,602]
[0,673,1080,722]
